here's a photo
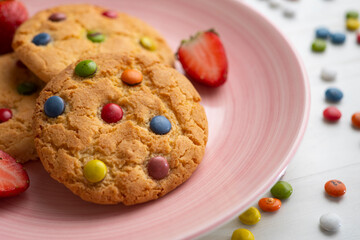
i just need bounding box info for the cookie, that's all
[34,53,208,205]
[12,4,175,82]
[0,53,44,163]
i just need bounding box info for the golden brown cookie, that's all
[12,4,174,82]
[33,53,208,205]
[0,53,44,163]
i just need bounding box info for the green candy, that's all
[271,181,293,199]
[75,60,97,77]
[17,82,37,95]
[312,39,326,52]
[87,31,105,43]
[346,11,359,19]
[139,36,157,51]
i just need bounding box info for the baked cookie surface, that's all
[0,53,44,163]
[13,4,175,82]
[34,53,208,205]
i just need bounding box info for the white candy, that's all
[320,213,342,232]
[283,8,296,18]
[268,0,281,8]
[321,68,337,81]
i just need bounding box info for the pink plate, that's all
[0,0,310,239]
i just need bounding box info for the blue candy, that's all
[150,115,171,135]
[316,27,330,39]
[32,33,52,46]
[330,33,346,44]
[325,88,343,102]
[44,96,65,118]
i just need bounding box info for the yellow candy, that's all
[239,207,261,225]
[346,19,360,31]
[83,159,107,183]
[231,228,255,240]
[139,36,157,51]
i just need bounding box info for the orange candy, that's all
[121,69,143,85]
[351,112,360,128]
[258,198,281,212]
[325,180,346,197]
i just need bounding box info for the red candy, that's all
[147,156,169,180]
[357,33,360,44]
[352,112,360,128]
[323,107,341,121]
[325,180,346,197]
[101,103,123,123]
[102,10,117,19]
[0,108,12,123]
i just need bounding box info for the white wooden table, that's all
[199,0,360,239]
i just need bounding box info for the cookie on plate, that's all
[12,4,175,82]
[0,53,44,163]
[34,52,208,205]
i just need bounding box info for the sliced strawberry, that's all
[0,150,29,197]
[177,29,228,87]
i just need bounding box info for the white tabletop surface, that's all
[199,0,360,239]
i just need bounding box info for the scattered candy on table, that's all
[32,32,52,46]
[321,68,337,81]
[330,33,346,44]
[0,108,12,123]
[139,36,157,51]
[17,82,37,95]
[44,96,65,118]
[346,10,359,19]
[48,12,66,22]
[121,69,143,85]
[357,33,360,44]
[147,156,169,180]
[312,39,326,52]
[83,159,107,183]
[231,228,255,240]
[316,27,331,39]
[319,213,342,232]
[323,107,342,122]
[239,207,261,225]
[87,30,106,43]
[150,115,172,135]
[325,180,346,197]
[75,60,97,77]
[271,181,293,199]
[101,103,123,123]
[102,10,118,19]
[325,88,343,102]
[258,198,281,212]
[351,112,360,128]
[346,18,360,31]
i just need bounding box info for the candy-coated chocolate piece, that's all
[330,33,346,44]
[75,60,97,77]
[321,68,336,81]
[271,181,293,199]
[239,207,261,225]
[258,198,281,212]
[32,32,52,46]
[312,39,326,52]
[231,228,255,240]
[101,103,123,123]
[121,69,143,85]
[139,36,157,51]
[316,27,330,39]
[83,159,107,183]
[325,88,343,102]
[323,107,341,122]
[351,112,360,128]
[150,115,171,135]
[346,19,360,31]
[346,11,359,19]
[0,109,12,123]
[102,10,117,18]
[87,31,105,43]
[325,180,346,197]
[320,213,341,232]
[44,96,65,118]
[48,12,66,22]
[147,156,169,180]
[17,82,37,95]
[357,33,360,44]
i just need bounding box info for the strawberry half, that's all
[0,150,29,197]
[177,29,228,87]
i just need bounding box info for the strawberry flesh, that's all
[177,30,228,87]
[0,150,29,197]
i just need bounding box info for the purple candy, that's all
[147,156,169,180]
[49,12,67,22]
